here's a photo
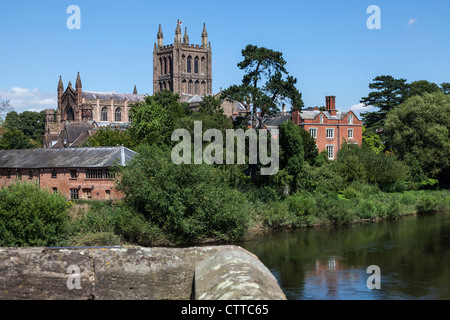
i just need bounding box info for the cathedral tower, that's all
[153,20,212,98]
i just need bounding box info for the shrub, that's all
[0,183,70,247]
[116,144,251,245]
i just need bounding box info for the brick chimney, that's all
[326,96,337,116]
[292,109,301,125]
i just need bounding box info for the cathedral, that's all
[44,21,247,148]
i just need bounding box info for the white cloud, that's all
[0,87,56,113]
[408,18,417,26]
[347,103,376,119]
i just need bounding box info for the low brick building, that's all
[0,146,136,200]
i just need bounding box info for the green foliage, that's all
[360,75,409,130]
[336,143,409,192]
[84,127,135,149]
[221,44,303,127]
[362,126,384,154]
[0,126,36,150]
[116,144,251,245]
[2,110,46,147]
[384,91,450,185]
[278,121,304,193]
[0,183,70,247]
[128,96,175,146]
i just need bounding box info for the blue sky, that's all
[1,0,449,116]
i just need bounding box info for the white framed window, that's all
[327,145,335,160]
[320,114,324,124]
[348,129,354,139]
[309,128,318,139]
[348,114,354,125]
[326,128,334,139]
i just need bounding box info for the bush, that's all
[116,144,251,245]
[0,183,70,247]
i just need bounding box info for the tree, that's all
[128,95,175,147]
[3,110,46,146]
[441,83,450,95]
[278,121,305,193]
[362,126,384,154]
[336,143,409,192]
[384,91,450,186]
[360,75,409,130]
[297,126,319,166]
[221,45,303,129]
[406,80,441,99]
[0,127,35,150]
[83,127,135,149]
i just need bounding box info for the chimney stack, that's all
[326,96,337,116]
[282,104,286,115]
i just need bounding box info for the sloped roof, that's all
[65,124,95,143]
[299,110,348,120]
[82,91,146,103]
[0,146,136,169]
[263,114,292,127]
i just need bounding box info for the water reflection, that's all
[238,211,450,300]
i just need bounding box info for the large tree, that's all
[384,91,450,186]
[406,80,441,99]
[221,45,303,129]
[360,75,409,131]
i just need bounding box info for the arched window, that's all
[201,57,206,74]
[164,57,167,75]
[194,81,199,94]
[101,107,108,122]
[188,80,193,94]
[169,56,173,74]
[187,56,192,73]
[66,106,74,121]
[115,108,122,122]
[182,79,187,94]
[194,57,199,74]
[160,58,163,76]
[201,81,206,95]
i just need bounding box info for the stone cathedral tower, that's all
[153,20,212,99]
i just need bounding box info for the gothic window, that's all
[194,80,199,94]
[194,57,199,74]
[66,106,74,121]
[115,108,122,122]
[201,57,206,74]
[201,81,206,95]
[169,56,173,74]
[160,58,163,76]
[188,80,193,94]
[187,56,192,73]
[101,107,108,122]
[182,79,187,94]
[164,57,167,74]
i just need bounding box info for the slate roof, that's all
[299,110,350,120]
[0,146,136,169]
[82,91,146,103]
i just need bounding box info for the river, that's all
[237,211,450,300]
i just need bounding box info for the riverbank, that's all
[68,189,450,247]
[249,189,450,234]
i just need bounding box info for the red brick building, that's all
[0,146,135,200]
[265,96,363,160]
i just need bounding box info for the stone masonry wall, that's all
[0,246,286,300]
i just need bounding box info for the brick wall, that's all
[0,168,123,200]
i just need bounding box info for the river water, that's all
[238,211,450,300]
